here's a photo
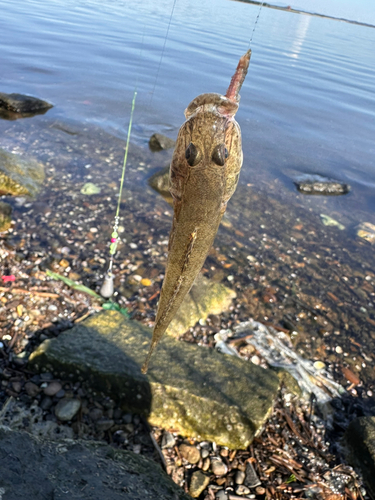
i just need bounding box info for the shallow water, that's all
[1,0,375,218]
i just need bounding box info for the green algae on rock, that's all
[0,201,12,232]
[29,310,279,449]
[0,148,45,196]
[0,427,190,500]
[166,274,236,338]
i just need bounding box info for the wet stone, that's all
[202,457,210,471]
[149,133,176,152]
[201,448,210,459]
[0,92,52,117]
[215,490,227,500]
[189,470,210,498]
[0,201,12,232]
[293,174,350,196]
[54,398,81,421]
[0,148,45,197]
[179,444,201,464]
[244,461,261,488]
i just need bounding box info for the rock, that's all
[89,407,104,421]
[202,457,210,471]
[179,444,201,464]
[149,133,176,152]
[189,470,210,498]
[95,418,115,432]
[215,490,227,500]
[211,458,227,476]
[29,310,279,449]
[236,485,250,495]
[80,182,101,195]
[166,274,236,338]
[39,396,53,411]
[320,214,345,230]
[293,174,350,196]
[0,201,12,231]
[356,222,375,244]
[235,470,246,485]
[0,427,190,500]
[244,461,261,488]
[346,417,375,498]
[0,148,45,197]
[148,165,173,205]
[24,381,40,398]
[54,398,81,421]
[0,92,53,119]
[43,381,62,396]
[161,430,176,449]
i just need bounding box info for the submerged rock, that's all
[29,310,279,449]
[293,174,350,196]
[356,222,375,244]
[0,427,190,500]
[149,133,176,152]
[346,417,375,498]
[0,91,53,119]
[167,274,236,338]
[0,201,12,231]
[80,182,101,195]
[0,148,45,196]
[148,165,172,205]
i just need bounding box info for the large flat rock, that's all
[346,416,375,498]
[29,311,279,449]
[167,274,236,338]
[0,427,190,500]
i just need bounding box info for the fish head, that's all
[170,92,243,209]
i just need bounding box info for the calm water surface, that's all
[1,0,375,223]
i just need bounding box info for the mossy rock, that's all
[0,148,45,196]
[29,311,279,449]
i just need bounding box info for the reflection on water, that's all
[288,15,311,60]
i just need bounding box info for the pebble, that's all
[40,396,53,411]
[335,346,343,354]
[25,381,40,398]
[55,389,65,398]
[140,278,152,286]
[201,448,210,459]
[179,444,201,464]
[161,430,176,449]
[211,459,227,476]
[313,361,326,371]
[43,381,62,396]
[89,408,104,421]
[129,242,138,249]
[95,418,115,432]
[255,486,266,495]
[236,485,251,495]
[54,398,81,421]
[47,304,58,311]
[235,470,246,485]
[189,470,210,498]
[11,381,22,393]
[250,355,260,365]
[215,490,227,500]
[133,444,141,454]
[244,461,261,488]
[202,457,210,471]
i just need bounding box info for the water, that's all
[1,0,375,386]
[1,0,374,223]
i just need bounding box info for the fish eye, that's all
[212,143,228,166]
[185,142,201,166]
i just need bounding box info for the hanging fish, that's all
[142,50,251,373]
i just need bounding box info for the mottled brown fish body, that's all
[142,50,251,373]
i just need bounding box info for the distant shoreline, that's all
[233,0,375,29]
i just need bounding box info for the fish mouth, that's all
[184,93,239,119]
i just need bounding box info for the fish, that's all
[142,49,251,373]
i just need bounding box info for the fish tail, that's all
[225,49,251,103]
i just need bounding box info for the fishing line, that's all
[149,0,178,105]
[248,1,264,47]
[100,0,179,298]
